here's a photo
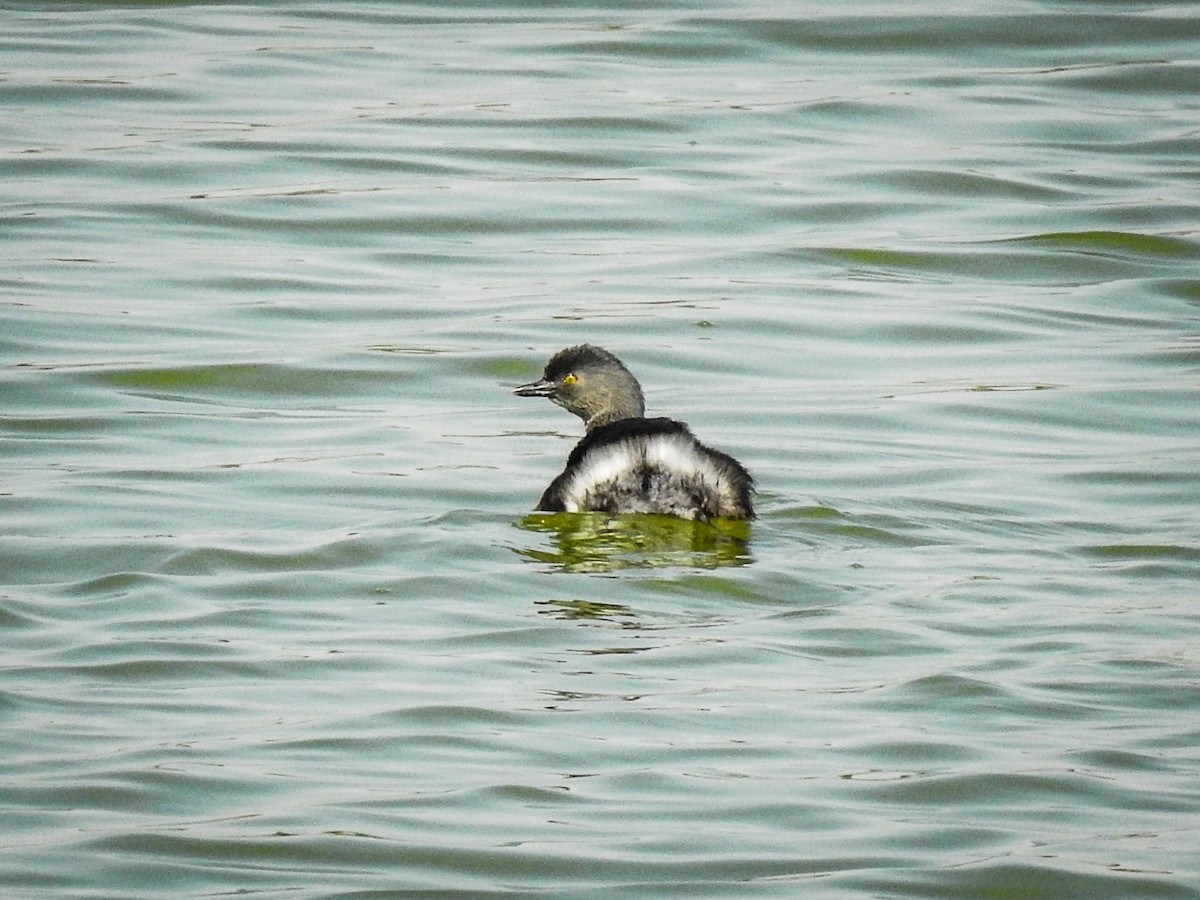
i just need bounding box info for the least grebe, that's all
[513,344,754,521]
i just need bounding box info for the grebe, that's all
[513,344,754,521]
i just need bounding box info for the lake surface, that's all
[3,2,1199,897]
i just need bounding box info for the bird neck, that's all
[583,391,645,430]
[585,409,631,430]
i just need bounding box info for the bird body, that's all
[513,345,754,521]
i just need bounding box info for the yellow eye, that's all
[562,373,577,385]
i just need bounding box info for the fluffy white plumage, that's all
[556,433,740,517]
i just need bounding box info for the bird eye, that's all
[562,373,577,385]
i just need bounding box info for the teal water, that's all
[3,2,1199,897]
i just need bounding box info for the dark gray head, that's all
[513,344,645,430]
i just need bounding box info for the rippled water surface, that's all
[3,2,1199,897]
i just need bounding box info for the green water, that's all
[3,2,1199,897]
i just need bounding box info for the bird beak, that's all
[513,378,556,398]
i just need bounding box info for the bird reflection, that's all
[513,511,753,574]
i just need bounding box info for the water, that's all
[3,2,1199,897]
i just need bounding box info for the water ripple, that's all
[2,4,1198,899]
